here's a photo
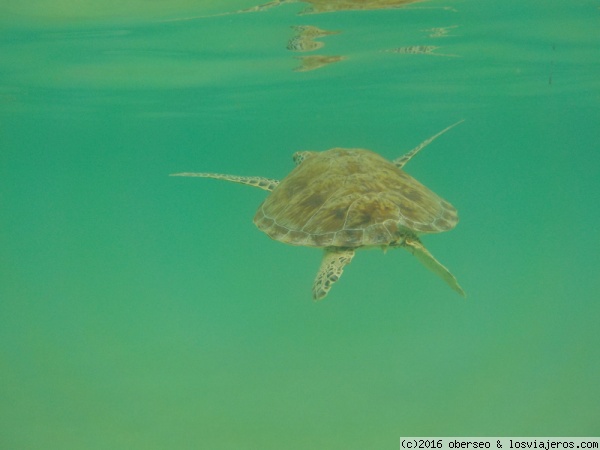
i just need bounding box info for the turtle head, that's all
[292,151,316,166]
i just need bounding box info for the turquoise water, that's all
[1,0,599,448]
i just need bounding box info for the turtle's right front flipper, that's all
[170,172,279,192]
[313,247,355,300]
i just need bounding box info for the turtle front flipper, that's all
[170,172,279,192]
[313,247,355,300]
[402,237,466,297]
[393,120,464,169]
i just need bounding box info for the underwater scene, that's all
[1,0,599,448]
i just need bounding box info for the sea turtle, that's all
[172,121,465,300]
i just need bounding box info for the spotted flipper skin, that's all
[170,172,279,192]
[312,247,355,300]
[393,120,464,169]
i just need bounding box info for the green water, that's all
[1,0,599,448]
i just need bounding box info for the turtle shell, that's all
[253,148,458,248]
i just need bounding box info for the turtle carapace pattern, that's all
[171,121,466,300]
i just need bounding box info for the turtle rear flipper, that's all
[403,238,465,297]
[313,248,355,300]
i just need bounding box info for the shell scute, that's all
[364,223,393,245]
[332,229,364,247]
[286,230,310,245]
[307,233,336,247]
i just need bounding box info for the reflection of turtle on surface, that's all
[286,26,343,71]
[382,45,459,57]
[292,25,340,39]
[199,0,426,17]
[296,0,425,14]
[172,121,466,300]
[294,54,345,71]
[286,25,340,52]
[287,36,325,52]
[422,25,459,38]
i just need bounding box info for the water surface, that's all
[1,0,599,448]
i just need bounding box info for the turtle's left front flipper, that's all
[403,237,466,297]
[313,248,355,300]
[170,172,279,192]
